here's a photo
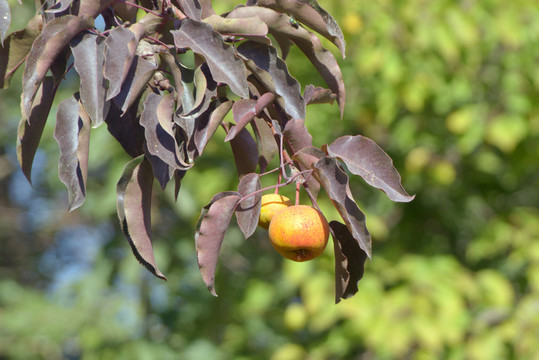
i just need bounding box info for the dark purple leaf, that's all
[228,6,345,117]
[105,98,145,158]
[251,116,278,172]
[283,118,312,154]
[313,156,371,257]
[172,19,249,99]
[236,173,262,239]
[117,155,166,280]
[189,100,233,159]
[237,40,305,120]
[104,26,138,100]
[177,0,202,21]
[174,169,186,201]
[230,127,259,178]
[77,0,114,18]
[140,92,191,188]
[0,0,10,45]
[0,15,42,89]
[112,55,158,114]
[16,77,57,183]
[255,0,346,57]
[70,31,109,127]
[325,135,415,203]
[304,84,336,105]
[45,0,73,14]
[195,191,241,295]
[54,94,91,211]
[330,221,368,303]
[21,14,94,119]
[225,93,275,142]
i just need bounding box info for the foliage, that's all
[1,0,539,359]
[1,0,412,302]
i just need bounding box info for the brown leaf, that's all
[314,156,371,257]
[117,155,166,280]
[283,118,312,154]
[54,94,91,211]
[195,191,241,295]
[21,14,94,119]
[104,26,138,100]
[17,77,57,183]
[225,93,275,142]
[325,135,415,202]
[330,221,368,303]
[230,127,259,179]
[236,173,262,239]
[172,19,249,99]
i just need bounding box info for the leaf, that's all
[140,92,191,188]
[17,77,57,183]
[104,26,138,100]
[330,221,368,303]
[230,127,259,178]
[304,84,336,105]
[228,6,345,117]
[21,14,94,119]
[313,156,371,257]
[177,0,202,21]
[105,97,145,158]
[54,94,91,211]
[225,92,275,142]
[252,116,278,172]
[283,118,312,154]
[0,0,10,45]
[188,99,233,159]
[291,146,323,199]
[254,0,346,57]
[325,135,415,202]
[172,18,249,99]
[117,155,166,280]
[236,173,262,239]
[203,14,269,38]
[70,31,109,127]
[195,191,241,296]
[112,55,158,114]
[0,15,42,89]
[45,0,73,14]
[237,40,305,120]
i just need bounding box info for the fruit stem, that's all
[295,181,300,206]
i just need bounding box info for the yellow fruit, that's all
[268,205,329,262]
[258,194,292,230]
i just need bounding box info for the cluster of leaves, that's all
[1,0,412,302]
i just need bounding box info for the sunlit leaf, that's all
[117,155,166,280]
[104,26,138,100]
[325,135,415,202]
[314,156,371,257]
[0,0,10,45]
[237,40,305,120]
[0,15,42,89]
[254,0,346,57]
[204,14,269,39]
[283,118,312,154]
[330,221,368,303]
[195,191,241,296]
[21,14,94,119]
[189,99,233,159]
[70,31,109,127]
[251,116,278,172]
[113,55,158,114]
[177,0,202,21]
[172,19,249,99]
[304,84,336,105]
[54,93,91,211]
[225,93,275,142]
[236,173,262,239]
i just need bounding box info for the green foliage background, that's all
[1,0,539,359]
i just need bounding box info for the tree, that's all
[0,0,412,302]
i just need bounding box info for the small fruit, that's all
[268,205,329,262]
[258,194,292,229]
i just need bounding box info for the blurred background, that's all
[1,0,539,359]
